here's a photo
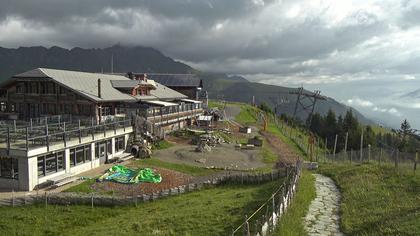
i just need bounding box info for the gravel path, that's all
[304,174,343,236]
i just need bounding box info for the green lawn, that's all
[0,182,280,236]
[235,104,258,125]
[152,139,174,150]
[318,163,420,235]
[273,170,316,236]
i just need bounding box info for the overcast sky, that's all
[1,0,419,129]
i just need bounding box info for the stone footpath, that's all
[304,174,343,236]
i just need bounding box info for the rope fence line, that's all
[231,161,302,236]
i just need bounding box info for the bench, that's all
[46,173,79,188]
[52,177,79,188]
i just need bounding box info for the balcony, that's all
[0,117,132,157]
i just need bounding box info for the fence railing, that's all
[0,169,287,207]
[0,117,132,152]
[231,161,302,235]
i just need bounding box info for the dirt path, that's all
[304,174,343,236]
[261,131,300,165]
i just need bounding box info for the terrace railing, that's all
[0,117,132,153]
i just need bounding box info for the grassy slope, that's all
[273,170,316,236]
[318,163,420,236]
[0,182,279,236]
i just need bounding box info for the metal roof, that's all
[142,100,179,107]
[181,98,202,104]
[8,68,187,102]
[145,74,201,87]
[110,80,139,89]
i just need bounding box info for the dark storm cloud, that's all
[0,0,269,26]
[0,0,419,127]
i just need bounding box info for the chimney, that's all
[127,72,134,80]
[136,73,147,81]
[98,78,101,98]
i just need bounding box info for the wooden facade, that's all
[0,78,128,122]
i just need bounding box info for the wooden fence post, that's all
[414,150,418,173]
[333,134,338,161]
[379,147,382,165]
[244,215,250,236]
[360,128,364,162]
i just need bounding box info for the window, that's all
[47,104,56,114]
[37,151,65,177]
[75,146,84,164]
[47,82,55,94]
[70,145,91,167]
[0,102,6,112]
[0,158,18,179]
[107,140,112,155]
[16,83,24,94]
[28,82,39,94]
[95,143,99,159]
[115,136,125,153]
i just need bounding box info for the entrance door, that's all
[99,143,107,164]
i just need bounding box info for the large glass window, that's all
[0,158,18,179]
[37,151,65,177]
[115,136,125,153]
[70,145,91,167]
[107,140,112,155]
[45,153,57,175]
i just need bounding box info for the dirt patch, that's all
[261,131,300,165]
[90,168,192,196]
[153,143,265,170]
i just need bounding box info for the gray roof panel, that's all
[8,68,187,102]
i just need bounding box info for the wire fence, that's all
[271,116,419,172]
[231,161,302,235]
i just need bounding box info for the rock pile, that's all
[194,133,226,152]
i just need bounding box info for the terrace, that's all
[0,115,132,157]
[142,100,204,126]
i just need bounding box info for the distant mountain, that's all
[227,75,248,82]
[0,45,194,80]
[201,74,374,124]
[0,44,372,124]
[401,89,420,99]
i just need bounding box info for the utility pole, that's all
[290,87,326,127]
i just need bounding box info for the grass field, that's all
[273,170,316,236]
[152,139,174,150]
[318,163,420,235]
[0,182,280,236]
[235,104,258,125]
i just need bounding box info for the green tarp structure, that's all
[98,165,162,184]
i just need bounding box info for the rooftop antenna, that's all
[111,54,114,74]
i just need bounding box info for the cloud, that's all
[345,97,403,118]
[0,0,419,128]
[347,98,374,107]
[403,75,416,80]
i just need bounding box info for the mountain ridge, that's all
[0,44,373,124]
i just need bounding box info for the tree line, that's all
[307,109,419,153]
